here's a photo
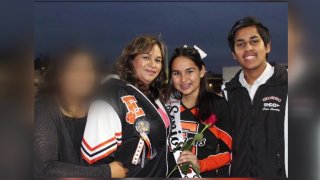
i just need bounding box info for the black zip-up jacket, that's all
[223,63,287,178]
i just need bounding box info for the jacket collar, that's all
[101,74,120,84]
[224,62,287,91]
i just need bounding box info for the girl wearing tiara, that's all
[166,46,232,177]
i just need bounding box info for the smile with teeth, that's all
[180,83,192,90]
[244,55,257,61]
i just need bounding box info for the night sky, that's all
[35,1,288,73]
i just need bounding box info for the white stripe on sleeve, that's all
[81,100,122,164]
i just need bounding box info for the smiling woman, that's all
[114,34,168,102]
[131,45,163,85]
[81,35,171,177]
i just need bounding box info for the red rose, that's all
[203,113,218,126]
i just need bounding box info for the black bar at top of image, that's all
[34,0,288,3]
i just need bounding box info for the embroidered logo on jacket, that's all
[262,96,282,102]
[262,96,282,112]
[121,95,145,124]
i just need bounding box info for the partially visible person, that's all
[81,35,170,177]
[34,70,44,98]
[34,47,127,178]
[288,7,320,180]
[166,46,232,178]
[288,7,305,87]
[0,47,33,180]
[222,17,288,178]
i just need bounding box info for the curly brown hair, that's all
[114,34,168,103]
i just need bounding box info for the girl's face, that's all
[59,53,96,99]
[171,56,205,97]
[132,44,163,86]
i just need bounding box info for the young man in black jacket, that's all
[222,17,288,178]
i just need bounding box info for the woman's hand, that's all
[177,150,200,169]
[109,161,128,178]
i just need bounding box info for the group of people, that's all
[34,16,288,178]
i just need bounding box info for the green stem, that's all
[200,124,210,134]
[185,124,210,150]
[166,164,178,178]
[167,124,210,177]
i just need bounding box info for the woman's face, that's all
[132,44,163,86]
[171,56,205,97]
[59,53,96,99]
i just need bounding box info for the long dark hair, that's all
[114,34,168,102]
[168,46,213,122]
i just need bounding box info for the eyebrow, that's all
[236,35,260,42]
[250,36,260,40]
[141,53,162,58]
[172,68,195,72]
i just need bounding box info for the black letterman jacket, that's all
[222,63,288,178]
[81,76,168,177]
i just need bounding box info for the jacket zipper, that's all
[248,84,267,176]
[239,86,258,176]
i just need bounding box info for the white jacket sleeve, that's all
[221,83,228,101]
[81,100,122,164]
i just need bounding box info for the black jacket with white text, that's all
[223,63,288,178]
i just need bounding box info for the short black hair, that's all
[228,16,271,53]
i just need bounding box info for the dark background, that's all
[35,1,288,73]
[8,1,320,180]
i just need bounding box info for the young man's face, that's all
[232,26,271,72]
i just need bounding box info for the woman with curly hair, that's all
[81,35,170,177]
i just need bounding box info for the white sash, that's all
[166,97,201,178]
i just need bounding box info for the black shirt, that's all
[63,115,87,158]
[34,94,111,178]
